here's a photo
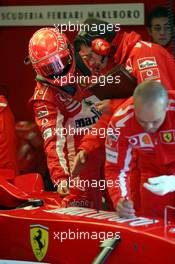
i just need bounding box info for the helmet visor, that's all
[37,54,69,77]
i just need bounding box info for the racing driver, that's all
[28,27,110,206]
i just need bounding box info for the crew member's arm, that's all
[72,99,125,177]
[105,114,135,218]
[72,112,110,177]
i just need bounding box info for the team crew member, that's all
[105,80,175,218]
[0,95,18,174]
[28,27,107,203]
[74,18,175,96]
[147,6,174,56]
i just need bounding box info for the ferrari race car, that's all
[0,172,175,264]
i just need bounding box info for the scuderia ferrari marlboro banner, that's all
[0,4,144,26]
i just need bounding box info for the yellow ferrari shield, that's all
[30,224,49,261]
[163,132,172,143]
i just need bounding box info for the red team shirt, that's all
[105,91,175,217]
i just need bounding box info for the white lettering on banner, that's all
[0,4,144,26]
[44,207,159,226]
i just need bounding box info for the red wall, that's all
[0,0,174,121]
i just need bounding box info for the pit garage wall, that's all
[0,0,174,121]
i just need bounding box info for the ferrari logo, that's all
[163,132,172,143]
[30,224,49,261]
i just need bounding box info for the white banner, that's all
[0,4,144,26]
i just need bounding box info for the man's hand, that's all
[144,175,175,196]
[116,198,135,218]
[95,100,110,114]
[57,179,69,197]
[71,150,88,178]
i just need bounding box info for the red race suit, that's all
[105,91,175,218]
[29,80,104,203]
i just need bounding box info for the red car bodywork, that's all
[0,173,175,264]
